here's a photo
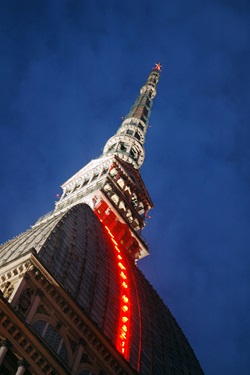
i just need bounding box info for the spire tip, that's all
[154,63,162,72]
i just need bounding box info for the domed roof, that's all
[0,203,203,374]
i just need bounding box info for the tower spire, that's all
[103,64,161,169]
[38,65,161,259]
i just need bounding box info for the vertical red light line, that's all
[104,224,131,359]
[94,209,131,359]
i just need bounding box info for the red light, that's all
[122,295,129,303]
[118,262,126,270]
[115,245,120,253]
[122,281,128,289]
[120,272,127,280]
[94,213,130,359]
[120,331,127,339]
[122,325,128,332]
[111,238,118,245]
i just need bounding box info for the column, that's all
[0,338,11,365]
[72,339,87,374]
[10,275,29,306]
[15,359,29,375]
[26,289,44,324]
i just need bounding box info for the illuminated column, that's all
[0,339,11,365]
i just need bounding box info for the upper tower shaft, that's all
[103,64,161,169]
[36,65,161,260]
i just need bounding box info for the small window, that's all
[120,143,126,151]
[130,148,136,158]
[138,123,144,131]
[82,178,90,187]
[100,168,108,176]
[134,132,140,140]
[91,173,99,182]
[126,129,133,136]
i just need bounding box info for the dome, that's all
[0,204,203,374]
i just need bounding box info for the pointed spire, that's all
[103,64,161,169]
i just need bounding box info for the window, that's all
[82,178,90,187]
[130,148,137,158]
[138,123,144,131]
[32,320,68,362]
[146,98,151,107]
[120,143,127,152]
[134,132,140,140]
[91,172,99,182]
[126,129,133,136]
[100,167,108,176]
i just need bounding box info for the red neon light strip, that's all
[94,205,131,358]
[103,225,131,358]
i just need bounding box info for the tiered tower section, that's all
[37,64,161,260]
[103,65,160,168]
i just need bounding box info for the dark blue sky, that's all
[1,1,250,374]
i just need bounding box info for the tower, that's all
[0,65,203,374]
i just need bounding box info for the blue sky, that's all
[1,1,250,374]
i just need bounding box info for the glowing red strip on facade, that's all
[94,203,131,358]
[103,225,131,357]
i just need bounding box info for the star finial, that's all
[154,63,162,71]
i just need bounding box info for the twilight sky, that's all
[1,1,250,374]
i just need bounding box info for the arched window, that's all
[32,320,68,362]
